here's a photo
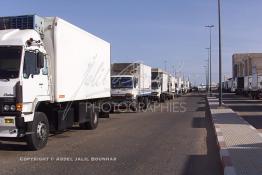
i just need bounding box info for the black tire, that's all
[143,97,149,109]
[79,107,99,130]
[26,112,49,150]
[160,94,165,103]
[130,99,139,112]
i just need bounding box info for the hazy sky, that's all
[1,0,262,85]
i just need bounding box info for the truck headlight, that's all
[3,105,10,111]
[10,105,16,111]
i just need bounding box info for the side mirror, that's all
[37,52,45,68]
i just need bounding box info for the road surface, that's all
[0,94,222,175]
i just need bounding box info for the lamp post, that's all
[205,25,214,96]
[218,0,222,106]
[203,65,208,93]
[205,48,210,95]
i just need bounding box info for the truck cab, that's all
[111,75,138,101]
[0,15,111,150]
[110,63,151,112]
[151,80,161,99]
[0,29,48,138]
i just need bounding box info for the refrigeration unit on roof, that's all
[0,15,44,38]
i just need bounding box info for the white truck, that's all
[177,77,183,94]
[0,15,111,150]
[251,67,262,99]
[232,53,262,98]
[244,76,252,95]
[184,80,190,93]
[111,63,151,111]
[168,74,176,96]
[225,78,236,93]
[151,68,173,102]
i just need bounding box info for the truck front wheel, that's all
[26,112,49,150]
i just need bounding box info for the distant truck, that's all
[111,63,151,111]
[177,77,183,94]
[168,74,176,96]
[151,68,173,102]
[0,15,111,150]
[232,53,262,98]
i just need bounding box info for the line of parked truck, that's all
[0,15,191,150]
[223,53,262,99]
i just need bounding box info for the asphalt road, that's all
[0,94,222,175]
[223,93,262,133]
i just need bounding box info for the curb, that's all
[206,97,237,175]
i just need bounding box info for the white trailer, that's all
[111,63,151,111]
[251,67,262,99]
[177,77,183,94]
[151,68,173,102]
[244,76,252,94]
[0,15,110,150]
[232,53,262,98]
[168,75,176,94]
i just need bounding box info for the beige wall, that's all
[232,53,262,78]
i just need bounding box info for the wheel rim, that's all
[93,112,98,124]
[36,121,48,140]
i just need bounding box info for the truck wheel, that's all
[130,100,139,112]
[79,109,99,130]
[160,94,165,103]
[26,112,49,150]
[143,97,149,109]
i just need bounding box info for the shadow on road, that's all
[241,116,262,129]
[182,98,223,175]
[0,142,28,151]
[192,117,206,128]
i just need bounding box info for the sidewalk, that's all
[207,97,262,175]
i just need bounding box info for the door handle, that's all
[39,83,43,86]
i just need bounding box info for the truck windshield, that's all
[111,77,133,89]
[152,82,160,89]
[0,46,22,79]
[152,72,159,80]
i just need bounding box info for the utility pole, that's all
[205,25,214,96]
[218,0,222,106]
[205,48,210,95]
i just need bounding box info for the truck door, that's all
[22,51,49,103]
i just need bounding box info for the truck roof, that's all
[0,29,40,46]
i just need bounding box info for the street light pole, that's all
[205,25,214,96]
[218,0,222,106]
[205,48,210,95]
[203,66,208,92]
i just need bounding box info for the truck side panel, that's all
[53,18,111,102]
[162,73,168,92]
[138,64,151,95]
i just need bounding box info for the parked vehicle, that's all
[111,63,151,111]
[168,74,176,97]
[232,53,262,98]
[177,77,183,94]
[251,71,262,99]
[0,15,111,150]
[197,84,206,92]
[151,68,173,102]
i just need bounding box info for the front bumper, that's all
[110,96,135,107]
[0,116,25,138]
